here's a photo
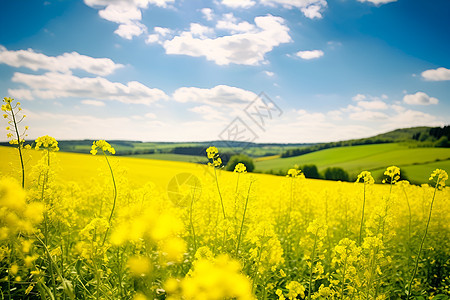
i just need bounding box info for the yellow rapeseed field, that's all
[1,97,449,299]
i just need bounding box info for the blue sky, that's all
[1,0,449,143]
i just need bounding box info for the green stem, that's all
[10,106,25,188]
[406,177,440,299]
[308,231,318,300]
[189,183,198,253]
[359,183,366,245]
[402,186,412,271]
[236,182,253,256]
[214,167,226,219]
[102,153,117,245]
[341,254,348,299]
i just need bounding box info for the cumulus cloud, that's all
[403,92,439,106]
[349,110,388,121]
[201,8,214,21]
[295,50,324,60]
[357,0,397,5]
[11,72,168,105]
[221,0,256,8]
[0,46,123,76]
[158,15,291,65]
[84,0,174,39]
[421,67,450,81]
[173,84,257,106]
[357,100,388,110]
[216,13,256,34]
[352,94,366,101]
[260,0,327,19]
[264,71,275,77]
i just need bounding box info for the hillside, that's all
[255,143,450,184]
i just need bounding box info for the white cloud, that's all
[216,13,256,34]
[352,94,366,101]
[115,22,147,40]
[357,0,397,5]
[11,72,168,105]
[0,46,123,76]
[7,89,34,101]
[264,71,275,77]
[221,0,256,8]
[189,105,228,121]
[295,49,324,60]
[81,99,106,106]
[201,8,214,21]
[421,67,450,81]
[84,0,174,39]
[189,23,215,38]
[357,100,388,110]
[349,110,388,121]
[403,92,439,106]
[160,15,291,65]
[260,0,327,19]
[301,5,323,19]
[173,84,257,106]
[146,27,172,44]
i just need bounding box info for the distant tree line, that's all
[412,126,449,148]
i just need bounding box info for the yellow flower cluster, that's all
[90,140,116,155]
[234,163,247,173]
[35,135,59,152]
[0,177,44,240]
[286,168,305,178]
[171,254,255,300]
[286,281,305,299]
[206,146,222,167]
[429,168,448,190]
[356,171,375,184]
[2,97,28,146]
[382,165,400,183]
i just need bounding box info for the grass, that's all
[124,153,207,163]
[255,143,450,183]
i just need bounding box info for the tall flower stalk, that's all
[355,171,374,245]
[406,169,447,299]
[206,146,226,219]
[91,140,117,244]
[2,97,29,188]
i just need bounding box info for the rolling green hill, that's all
[255,143,450,184]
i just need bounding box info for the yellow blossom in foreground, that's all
[429,168,448,190]
[35,135,59,152]
[234,163,247,173]
[90,140,116,155]
[127,256,152,277]
[382,166,400,183]
[180,254,255,300]
[286,281,305,299]
[0,177,44,239]
[356,171,375,184]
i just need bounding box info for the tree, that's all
[302,164,321,179]
[323,167,349,181]
[435,136,449,148]
[225,154,255,172]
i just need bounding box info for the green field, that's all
[124,153,207,163]
[255,143,450,183]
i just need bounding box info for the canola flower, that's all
[356,171,375,245]
[91,140,117,244]
[177,254,255,300]
[2,97,28,188]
